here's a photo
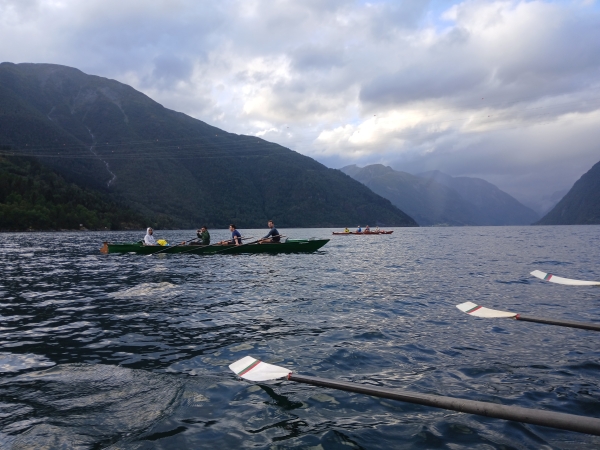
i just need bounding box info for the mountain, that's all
[536,160,600,225]
[341,165,481,226]
[341,165,539,226]
[526,188,569,217]
[0,153,146,231]
[0,62,417,228]
[419,170,540,225]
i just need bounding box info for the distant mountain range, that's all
[0,62,417,229]
[341,165,540,226]
[536,159,600,225]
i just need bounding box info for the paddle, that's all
[176,237,237,255]
[456,301,600,332]
[148,236,199,256]
[531,270,600,286]
[229,356,600,436]
[211,236,260,254]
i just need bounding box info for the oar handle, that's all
[516,315,600,332]
[288,374,600,436]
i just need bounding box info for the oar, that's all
[531,270,600,286]
[177,238,234,255]
[456,302,600,332]
[229,356,600,436]
[211,236,259,254]
[148,236,199,256]
[257,234,285,242]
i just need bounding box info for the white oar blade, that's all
[456,301,517,318]
[229,356,291,381]
[531,270,600,286]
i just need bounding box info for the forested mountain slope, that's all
[0,154,145,230]
[536,160,600,225]
[0,62,417,228]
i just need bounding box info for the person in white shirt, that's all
[144,227,158,245]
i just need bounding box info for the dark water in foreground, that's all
[0,226,599,449]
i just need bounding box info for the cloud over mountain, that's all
[1,0,599,208]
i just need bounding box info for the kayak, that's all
[100,239,330,255]
[332,231,393,235]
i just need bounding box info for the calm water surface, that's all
[0,226,599,449]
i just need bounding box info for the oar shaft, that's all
[288,374,600,436]
[516,315,600,332]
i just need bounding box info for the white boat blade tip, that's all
[530,270,600,286]
[456,302,517,319]
[229,356,291,382]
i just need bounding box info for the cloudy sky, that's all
[1,0,600,212]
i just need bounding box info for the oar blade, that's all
[456,301,516,318]
[531,270,600,286]
[229,356,291,381]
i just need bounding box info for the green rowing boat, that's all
[100,239,330,255]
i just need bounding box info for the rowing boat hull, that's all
[332,231,393,235]
[100,239,330,255]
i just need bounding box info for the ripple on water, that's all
[0,227,599,448]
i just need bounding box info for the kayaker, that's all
[222,224,242,245]
[197,226,210,245]
[144,227,158,245]
[260,220,280,243]
[356,225,362,233]
[365,225,370,232]
[344,227,350,233]
[375,226,380,232]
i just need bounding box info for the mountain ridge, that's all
[0,62,417,228]
[341,164,539,226]
[536,159,600,225]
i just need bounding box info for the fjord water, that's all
[1,227,599,449]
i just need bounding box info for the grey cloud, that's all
[360,63,486,106]
[291,45,346,71]
[2,0,600,209]
[151,54,194,84]
[366,0,432,39]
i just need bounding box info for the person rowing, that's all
[344,227,350,233]
[144,227,157,245]
[218,224,243,246]
[365,225,371,233]
[259,220,280,243]
[195,226,210,245]
[356,225,362,233]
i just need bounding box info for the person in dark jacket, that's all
[196,226,210,245]
[260,220,280,243]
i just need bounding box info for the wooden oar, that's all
[176,237,234,255]
[148,237,198,256]
[531,270,600,286]
[229,356,600,436]
[456,302,600,332]
[211,236,258,254]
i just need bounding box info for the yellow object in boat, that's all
[157,239,168,246]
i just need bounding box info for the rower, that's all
[260,220,280,243]
[356,225,362,233]
[365,225,371,233]
[223,224,242,246]
[196,226,210,245]
[344,227,350,233]
[144,227,158,246]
